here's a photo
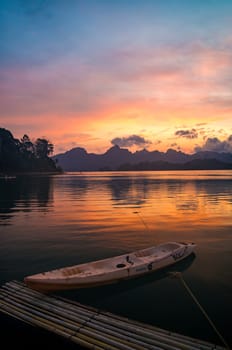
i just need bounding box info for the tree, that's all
[0,128,61,173]
[0,128,20,170]
[20,134,34,156]
[35,138,54,158]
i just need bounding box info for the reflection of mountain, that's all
[2,173,230,225]
[107,175,232,210]
[108,177,147,208]
[53,145,232,171]
[0,176,53,225]
[108,177,132,203]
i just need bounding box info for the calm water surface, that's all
[0,170,232,347]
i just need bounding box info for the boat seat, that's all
[62,267,81,276]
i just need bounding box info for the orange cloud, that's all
[1,39,231,154]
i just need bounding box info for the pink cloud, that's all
[1,37,231,154]
[1,39,231,121]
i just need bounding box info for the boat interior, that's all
[31,242,185,279]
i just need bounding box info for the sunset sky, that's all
[1,0,232,155]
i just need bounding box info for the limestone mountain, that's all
[53,145,232,171]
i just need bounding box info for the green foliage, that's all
[0,127,62,173]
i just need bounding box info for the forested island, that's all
[0,128,62,174]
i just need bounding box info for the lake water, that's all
[0,170,232,348]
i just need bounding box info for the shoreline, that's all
[0,170,64,177]
[1,168,232,177]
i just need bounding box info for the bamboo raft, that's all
[0,280,227,350]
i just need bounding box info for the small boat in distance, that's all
[24,241,196,292]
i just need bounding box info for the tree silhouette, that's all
[0,128,61,173]
[20,134,34,157]
[35,138,54,158]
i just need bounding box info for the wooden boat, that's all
[24,241,196,292]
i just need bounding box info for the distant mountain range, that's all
[53,145,232,171]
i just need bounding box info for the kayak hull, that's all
[24,241,196,292]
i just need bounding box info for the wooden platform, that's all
[0,280,227,350]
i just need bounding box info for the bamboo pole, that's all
[0,284,225,350]
[0,297,119,350]
[0,292,140,350]
[1,288,198,350]
[0,283,226,350]
[0,281,227,350]
[3,281,222,350]
[0,290,188,349]
[57,291,229,350]
[0,292,159,350]
[1,290,116,350]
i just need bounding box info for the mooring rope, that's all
[170,272,231,350]
[133,211,151,233]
